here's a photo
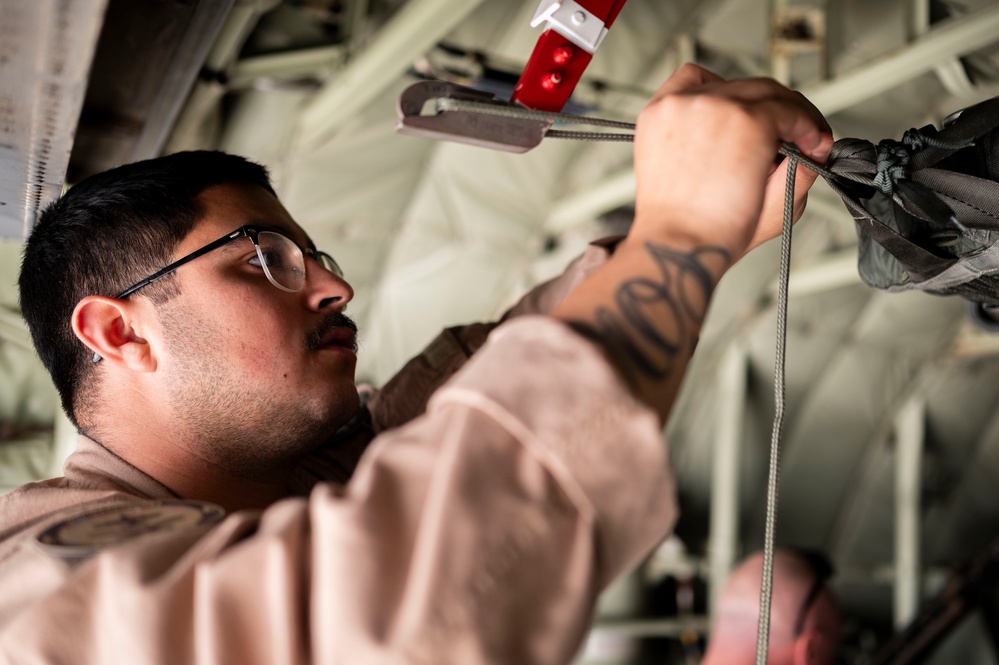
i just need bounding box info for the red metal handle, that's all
[510,0,628,111]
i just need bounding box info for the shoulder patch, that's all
[35,500,226,559]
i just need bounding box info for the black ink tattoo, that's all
[570,242,730,387]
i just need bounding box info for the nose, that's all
[304,256,353,311]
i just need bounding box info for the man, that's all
[1,64,832,662]
[703,549,843,665]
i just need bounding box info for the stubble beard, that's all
[159,304,358,481]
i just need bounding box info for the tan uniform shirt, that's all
[0,244,678,665]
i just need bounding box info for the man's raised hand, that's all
[630,63,833,261]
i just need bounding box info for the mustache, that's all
[306,312,359,352]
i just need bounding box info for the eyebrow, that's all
[207,226,310,256]
[250,224,318,253]
[215,238,251,256]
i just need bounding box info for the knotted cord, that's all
[871,130,974,232]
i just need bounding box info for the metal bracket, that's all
[512,0,624,111]
[395,81,551,153]
[531,0,609,54]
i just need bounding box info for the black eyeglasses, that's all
[116,225,342,299]
[92,226,342,362]
[792,548,835,635]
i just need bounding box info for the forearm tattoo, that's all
[569,242,730,387]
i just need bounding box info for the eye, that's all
[246,251,266,269]
[258,246,288,270]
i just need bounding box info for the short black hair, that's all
[18,150,275,427]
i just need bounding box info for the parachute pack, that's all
[823,96,999,306]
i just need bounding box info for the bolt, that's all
[541,71,563,91]
[571,11,585,25]
[552,46,574,65]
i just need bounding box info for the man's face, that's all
[150,181,359,478]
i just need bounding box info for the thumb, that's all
[743,146,828,256]
[776,130,833,222]
[788,158,820,222]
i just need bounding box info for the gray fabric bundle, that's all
[823,96,999,305]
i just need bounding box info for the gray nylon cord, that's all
[430,97,828,663]
[435,97,638,130]
[546,130,636,141]
[755,143,800,665]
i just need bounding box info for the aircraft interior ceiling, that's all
[4,0,999,662]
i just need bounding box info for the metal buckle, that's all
[531,0,609,54]
[395,81,551,154]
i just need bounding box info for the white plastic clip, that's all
[531,0,609,54]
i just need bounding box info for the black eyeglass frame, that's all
[92,226,341,363]
[115,225,342,300]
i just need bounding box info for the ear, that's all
[792,631,826,665]
[72,296,155,371]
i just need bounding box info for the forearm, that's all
[552,231,734,424]
[500,237,623,319]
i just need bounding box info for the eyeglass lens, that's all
[256,231,306,292]
[316,252,343,278]
[254,231,343,291]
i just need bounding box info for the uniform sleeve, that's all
[498,236,622,321]
[367,237,623,434]
[0,317,676,665]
